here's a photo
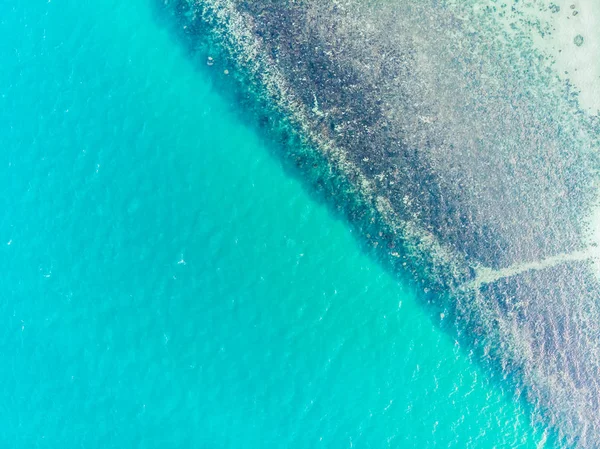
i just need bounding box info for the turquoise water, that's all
[0,0,555,447]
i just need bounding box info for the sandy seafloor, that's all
[0,0,598,448]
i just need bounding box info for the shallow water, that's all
[0,0,565,447]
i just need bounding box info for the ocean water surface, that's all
[0,0,558,447]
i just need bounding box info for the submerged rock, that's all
[164,0,600,446]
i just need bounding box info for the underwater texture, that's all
[2,0,600,447]
[162,0,600,447]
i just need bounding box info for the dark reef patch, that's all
[154,0,600,447]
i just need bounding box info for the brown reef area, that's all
[161,1,600,446]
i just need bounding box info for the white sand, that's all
[472,0,600,113]
[531,1,600,113]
